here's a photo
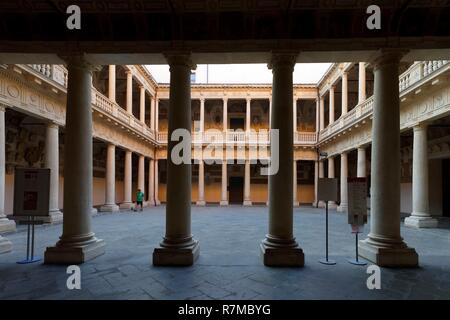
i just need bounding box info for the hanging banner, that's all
[347,177,368,232]
[13,168,50,217]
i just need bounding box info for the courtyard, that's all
[1,206,450,300]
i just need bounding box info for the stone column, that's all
[293,160,299,207]
[358,51,418,267]
[199,98,205,133]
[358,62,366,104]
[108,65,116,102]
[153,54,199,266]
[150,96,155,131]
[341,72,348,116]
[313,160,319,206]
[327,156,337,208]
[126,71,133,114]
[45,56,105,264]
[154,159,160,205]
[293,98,297,132]
[246,98,251,132]
[120,150,133,209]
[138,155,145,202]
[318,160,325,207]
[357,147,366,177]
[329,86,335,124]
[0,105,14,253]
[155,99,159,132]
[42,123,63,223]
[405,124,438,228]
[139,86,146,123]
[319,96,325,130]
[100,144,119,212]
[196,160,206,206]
[315,98,320,133]
[243,160,252,206]
[261,53,304,267]
[220,160,228,205]
[148,159,155,206]
[223,98,228,132]
[338,152,348,212]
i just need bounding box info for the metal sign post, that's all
[348,226,366,266]
[318,178,338,266]
[347,177,368,266]
[13,168,50,265]
[17,216,43,264]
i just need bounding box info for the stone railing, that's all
[399,60,448,92]
[319,60,450,142]
[157,130,317,146]
[92,88,156,141]
[25,64,68,87]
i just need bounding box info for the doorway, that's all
[229,177,244,204]
[443,159,450,217]
[229,118,245,131]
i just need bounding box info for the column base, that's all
[196,200,206,206]
[337,205,348,213]
[220,200,229,206]
[44,237,105,265]
[147,199,156,207]
[0,217,16,233]
[404,215,439,228]
[260,242,304,267]
[91,208,98,216]
[155,200,161,206]
[328,202,338,210]
[119,202,134,210]
[0,236,12,254]
[42,210,63,224]
[358,239,418,267]
[243,200,252,206]
[293,201,299,207]
[318,201,326,208]
[99,204,120,213]
[153,240,199,266]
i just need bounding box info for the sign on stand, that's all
[13,168,50,264]
[317,178,338,266]
[347,177,368,266]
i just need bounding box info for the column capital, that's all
[268,52,297,71]
[223,97,228,102]
[369,49,408,71]
[46,121,59,129]
[413,122,428,131]
[0,103,8,112]
[59,54,101,73]
[164,53,196,70]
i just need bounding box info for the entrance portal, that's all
[229,176,244,204]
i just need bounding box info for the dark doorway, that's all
[443,159,450,217]
[229,118,245,130]
[229,177,244,204]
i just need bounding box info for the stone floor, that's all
[1,206,450,300]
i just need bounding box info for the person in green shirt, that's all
[135,189,144,212]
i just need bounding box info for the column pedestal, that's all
[0,235,12,254]
[44,56,105,264]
